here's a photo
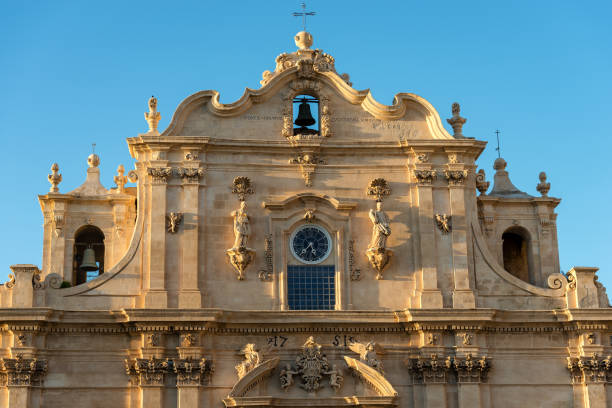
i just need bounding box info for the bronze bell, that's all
[294,100,316,128]
[80,247,98,271]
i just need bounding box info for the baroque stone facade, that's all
[0,31,610,408]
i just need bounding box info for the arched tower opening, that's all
[502,227,531,284]
[73,225,105,285]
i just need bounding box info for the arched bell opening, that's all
[293,94,319,135]
[73,225,105,285]
[502,226,532,284]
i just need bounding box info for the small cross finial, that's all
[495,130,501,158]
[92,143,96,154]
[292,2,316,32]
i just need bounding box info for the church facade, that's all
[0,31,610,408]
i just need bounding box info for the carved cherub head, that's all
[376,201,383,211]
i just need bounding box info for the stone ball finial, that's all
[295,31,313,50]
[538,171,547,182]
[493,157,507,171]
[88,153,100,168]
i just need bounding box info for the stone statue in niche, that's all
[227,177,256,280]
[365,178,393,279]
[369,202,391,249]
[325,364,343,391]
[232,201,250,249]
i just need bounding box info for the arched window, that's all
[73,225,105,285]
[502,227,531,283]
[293,94,319,135]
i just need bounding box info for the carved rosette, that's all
[567,353,611,384]
[125,357,171,386]
[147,167,172,184]
[414,169,437,185]
[0,355,48,386]
[443,169,469,186]
[176,167,204,184]
[174,358,213,386]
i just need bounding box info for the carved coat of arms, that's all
[295,336,329,392]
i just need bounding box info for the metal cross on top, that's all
[292,2,316,32]
[495,130,501,158]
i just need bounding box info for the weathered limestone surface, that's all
[0,32,609,408]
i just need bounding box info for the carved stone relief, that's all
[536,171,551,197]
[166,212,183,234]
[235,344,262,380]
[435,214,452,233]
[446,102,467,138]
[283,336,341,393]
[258,235,273,282]
[475,168,490,195]
[348,341,384,375]
[289,153,325,187]
[349,240,361,281]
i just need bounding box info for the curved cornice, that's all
[161,67,454,140]
[263,192,357,212]
[471,222,568,297]
[343,356,398,397]
[227,357,280,398]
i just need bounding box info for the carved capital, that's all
[0,355,48,387]
[414,169,437,185]
[147,167,172,184]
[407,354,451,384]
[567,353,611,384]
[174,358,213,386]
[176,167,204,184]
[452,354,490,383]
[443,169,469,186]
[125,356,171,386]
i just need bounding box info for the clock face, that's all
[290,225,332,264]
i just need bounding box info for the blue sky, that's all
[1,1,611,290]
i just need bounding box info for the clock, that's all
[290,225,332,264]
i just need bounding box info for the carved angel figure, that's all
[368,202,391,250]
[349,341,384,374]
[279,363,298,391]
[232,201,251,249]
[325,364,343,391]
[235,343,261,379]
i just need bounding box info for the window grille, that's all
[287,265,335,310]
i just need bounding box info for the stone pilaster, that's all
[1,354,48,408]
[412,155,443,308]
[176,164,204,308]
[144,163,172,307]
[443,153,475,308]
